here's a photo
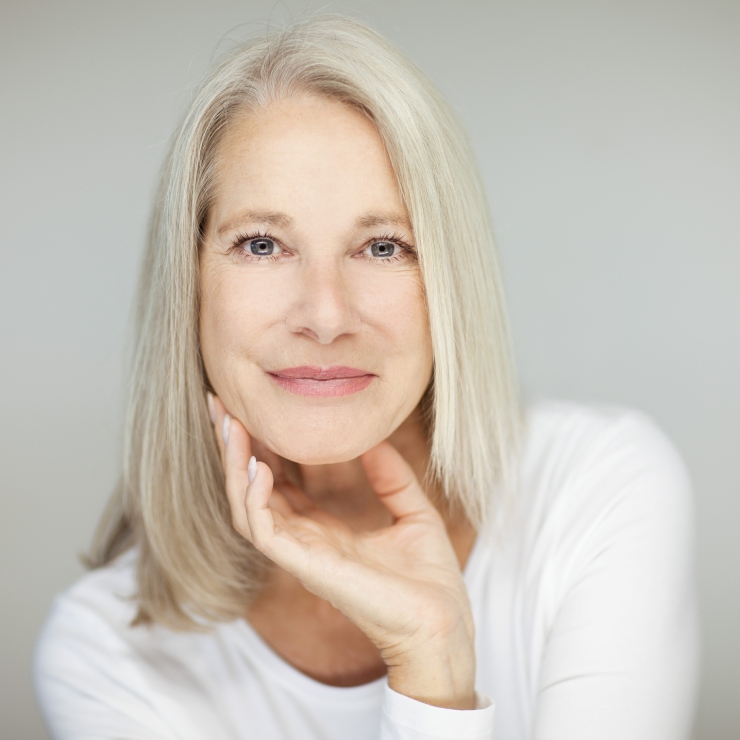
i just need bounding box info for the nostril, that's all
[285,269,359,343]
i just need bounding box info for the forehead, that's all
[217,94,385,162]
[209,95,407,228]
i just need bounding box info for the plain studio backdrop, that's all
[0,1,737,738]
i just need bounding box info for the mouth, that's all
[267,365,376,397]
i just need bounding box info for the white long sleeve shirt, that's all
[33,400,700,739]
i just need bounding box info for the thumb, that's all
[360,441,439,522]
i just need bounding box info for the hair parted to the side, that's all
[87,14,522,630]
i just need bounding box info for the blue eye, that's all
[248,238,276,256]
[370,241,397,258]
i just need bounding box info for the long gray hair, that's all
[88,14,522,629]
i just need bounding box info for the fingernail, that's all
[248,456,257,484]
[222,414,230,446]
[207,392,216,424]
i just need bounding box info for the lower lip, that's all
[268,374,375,397]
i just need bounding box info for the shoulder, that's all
[523,398,689,474]
[33,549,206,737]
[514,398,695,562]
[34,548,138,685]
[33,550,144,715]
[35,548,140,652]
[521,398,692,503]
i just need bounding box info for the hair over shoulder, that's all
[87,14,522,630]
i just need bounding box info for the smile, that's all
[267,365,376,397]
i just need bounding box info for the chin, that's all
[252,412,385,465]
[269,432,375,465]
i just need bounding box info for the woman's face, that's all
[200,94,433,464]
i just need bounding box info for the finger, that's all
[222,413,256,541]
[250,441,318,516]
[361,440,441,522]
[244,461,312,570]
[207,392,230,467]
[251,441,290,486]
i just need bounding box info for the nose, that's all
[285,259,361,344]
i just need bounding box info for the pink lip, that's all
[268,365,376,397]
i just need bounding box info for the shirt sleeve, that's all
[530,410,700,740]
[379,684,495,740]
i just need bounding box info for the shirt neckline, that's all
[227,530,487,704]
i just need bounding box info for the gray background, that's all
[1,1,737,737]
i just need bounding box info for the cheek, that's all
[356,268,432,372]
[199,261,281,386]
[351,270,433,444]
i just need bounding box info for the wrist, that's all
[384,634,477,710]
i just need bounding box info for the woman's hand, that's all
[208,394,477,710]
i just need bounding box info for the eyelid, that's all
[360,233,416,257]
[231,230,281,248]
[229,231,287,259]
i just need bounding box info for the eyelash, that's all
[229,231,417,263]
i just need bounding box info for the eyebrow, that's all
[354,212,412,230]
[217,210,292,235]
[217,209,411,236]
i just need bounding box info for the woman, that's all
[34,15,699,740]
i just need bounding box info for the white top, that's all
[34,400,700,740]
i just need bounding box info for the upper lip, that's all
[269,365,374,380]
